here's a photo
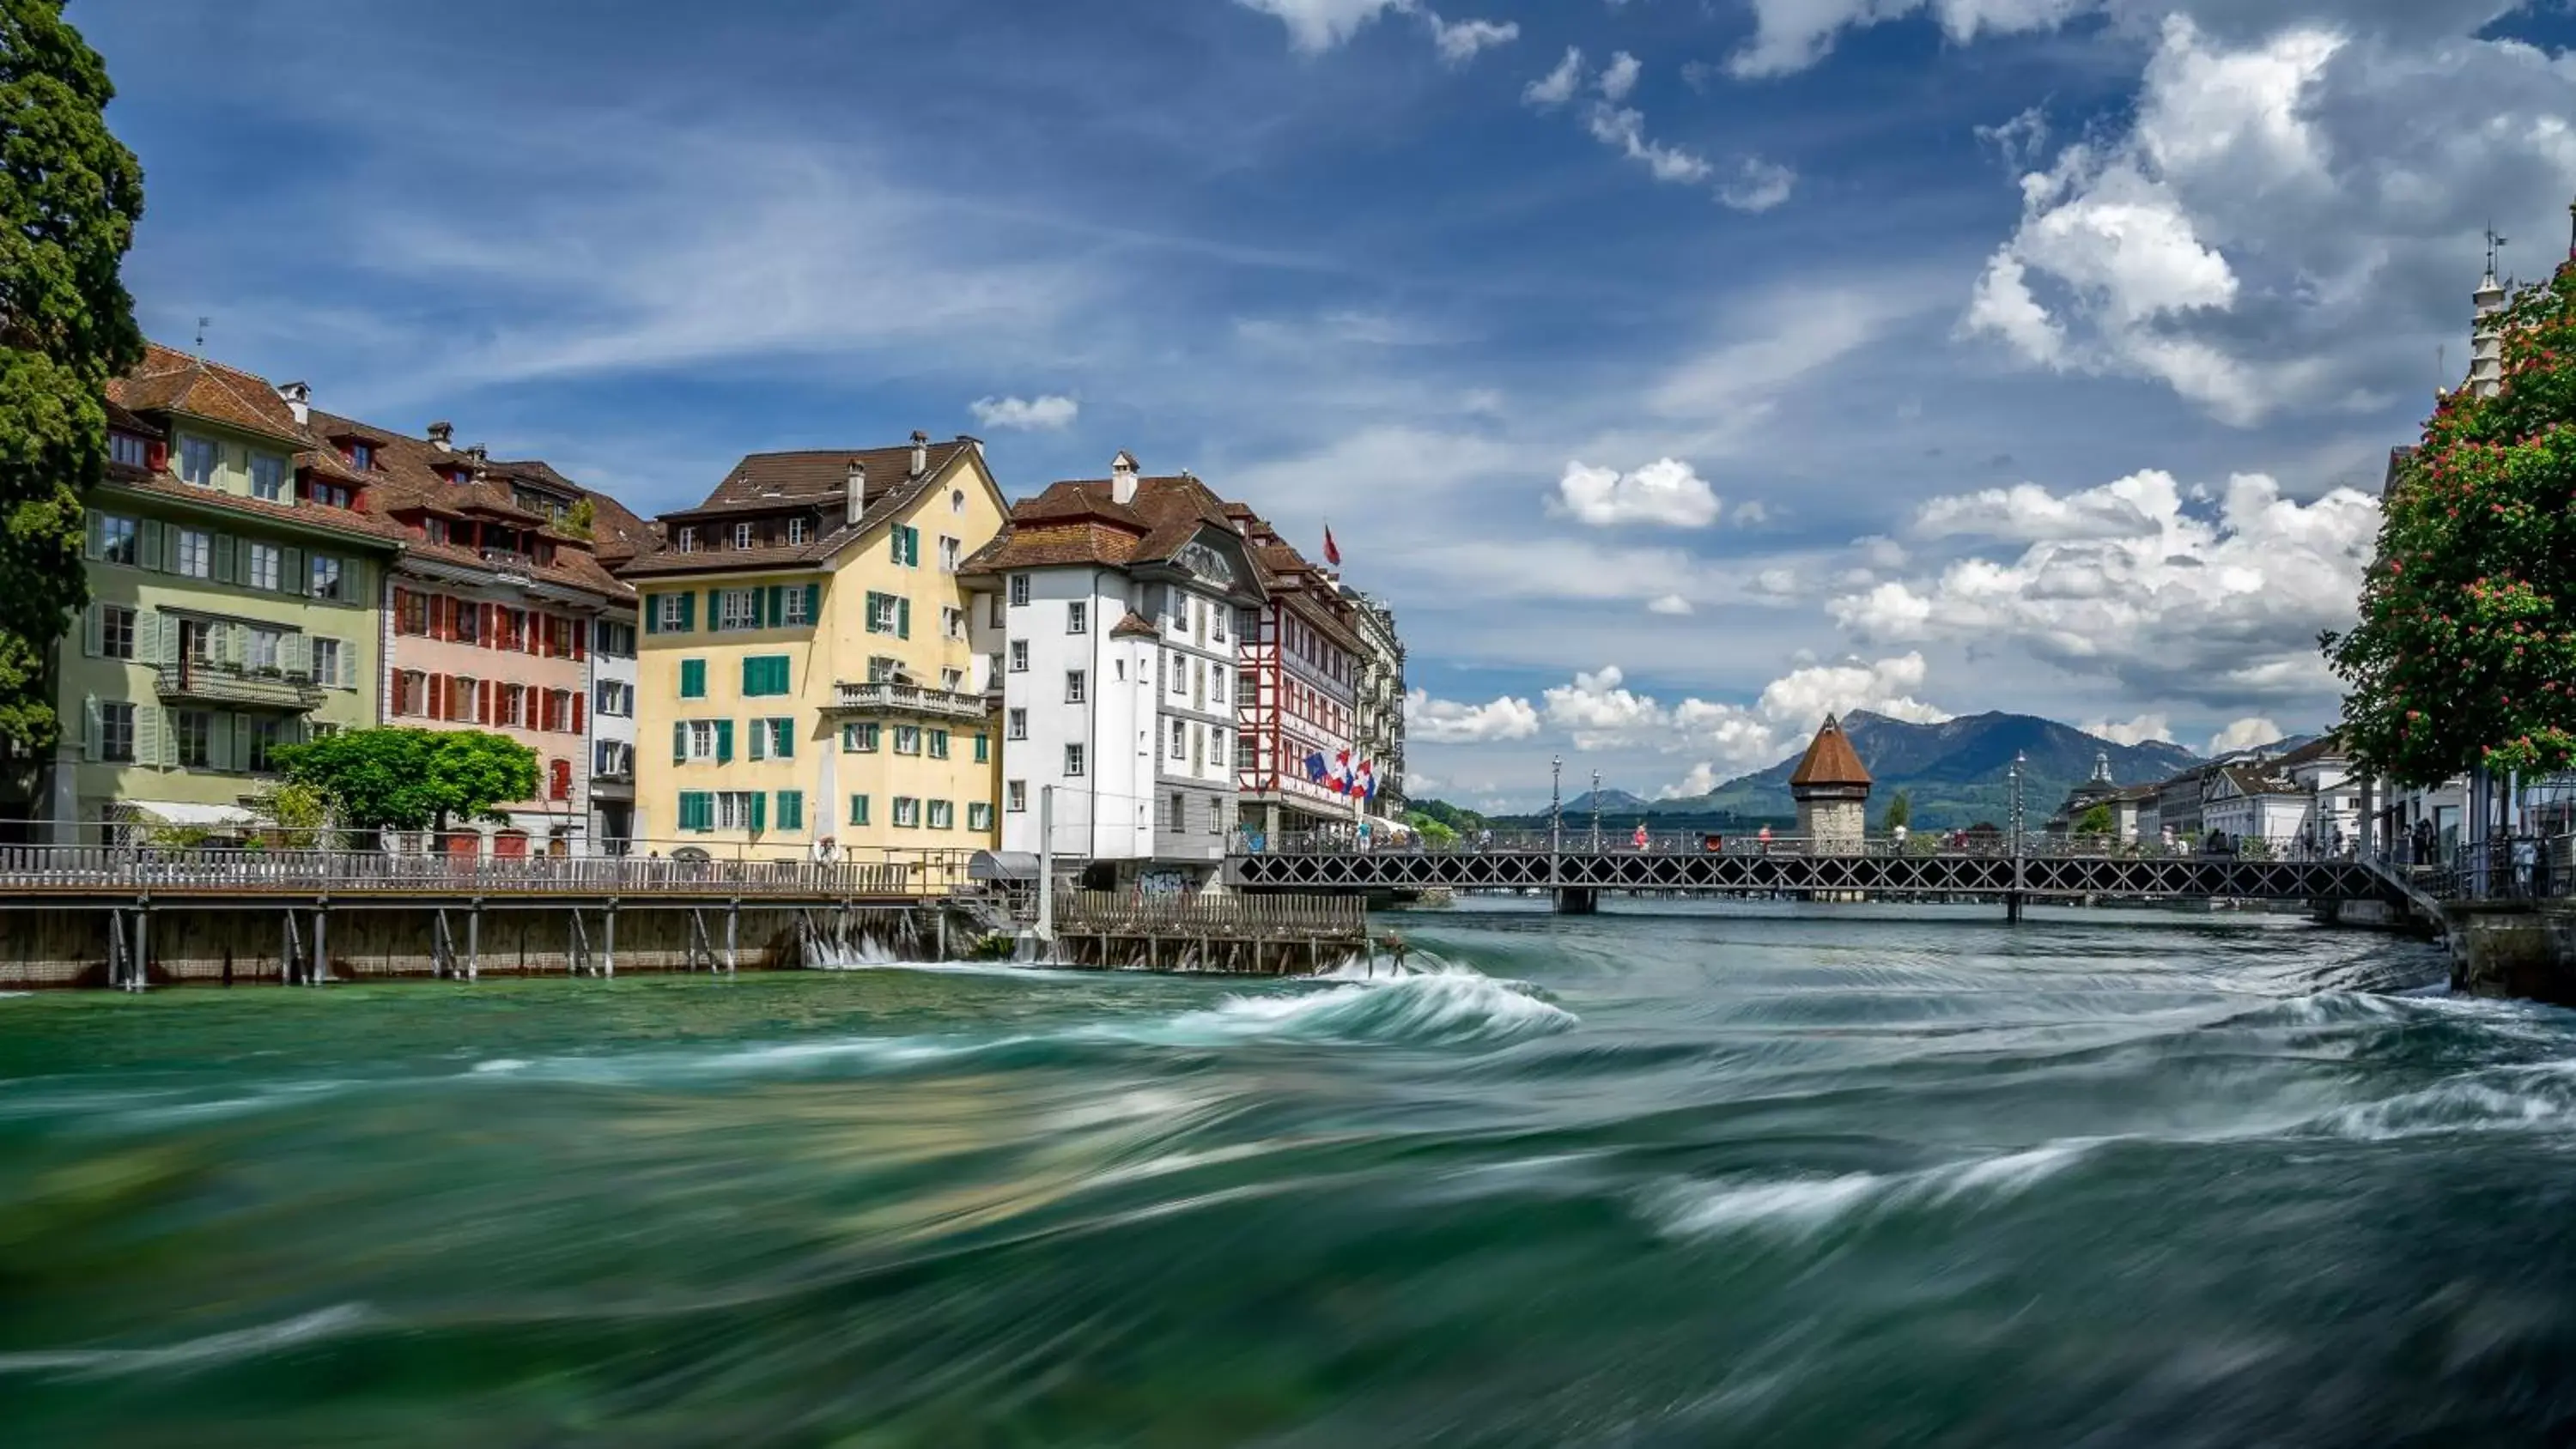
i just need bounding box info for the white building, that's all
[966,454,1265,891]
[587,608,639,847]
[2202,763,2313,851]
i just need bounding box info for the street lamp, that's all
[1590,769,1601,852]
[2008,750,2026,853]
[1551,755,1564,855]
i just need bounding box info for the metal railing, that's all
[0,844,977,898]
[1050,889,1364,937]
[154,662,325,711]
[1237,828,2351,861]
[2420,835,2576,903]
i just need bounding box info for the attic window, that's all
[678,526,698,554]
[309,481,352,510]
[951,488,964,513]
[733,521,753,549]
[788,517,808,545]
[345,441,375,470]
[109,433,150,470]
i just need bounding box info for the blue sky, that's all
[72,0,2576,808]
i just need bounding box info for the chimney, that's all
[464,443,488,465]
[427,421,454,452]
[1110,449,1139,506]
[909,430,929,479]
[276,380,311,427]
[845,458,866,527]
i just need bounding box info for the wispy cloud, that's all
[971,395,1081,430]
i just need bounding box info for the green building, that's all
[46,345,404,840]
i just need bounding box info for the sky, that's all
[70,0,2576,809]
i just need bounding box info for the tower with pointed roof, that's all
[1789,714,1872,851]
[2469,229,2510,399]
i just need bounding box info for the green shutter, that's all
[748,718,766,761]
[848,794,869,827]
[704,588,722,633]
[134,706,162,769]
[281,547,304,595]
[802,583,819,624]
[212,534,237,584]
[777,720,794,760]
[84,511,103,560]
[138,518,164,572]
[777,791,802,832]
[897,597,910,640]
[82,603,102,658]
[739,657,756,696]
[644,594,660,634]
[680,658,706,699]
[974,734,989,764]
[715,719,733,764]
[749,791,767,833]
[764,585,783,627]
[673,721,689,763]
[677,591,696,631]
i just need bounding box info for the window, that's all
[927,799,954,830]
[1212,727,1228,768]
[250,452,285,501]
[677,527,698,553]
[99,604,135,660]
[939,535,961,572]
[677,791,712,832]
[1171,655,1188,694]
[742,655,791,697]
[941,605,966,641]
[595,740,631,777]
[1009,640,1028,672]
[929,729,950,760]
[1237,608,1259,640]
[453,598,481,645]
[174,530,210,579]
[308,555,344,601]
[842,722,880,753]
[595,679,633,717]
[1007,708,1027,741]
[96,514,137,565]
[595,619,636,657]
[1236,735,1256,772]
[865,591,909,637]
[500,684,526,728]
[677,719,731,762]
[1007,780,1027,812]
[951,488,965,514]
[679,658,707,699]
[394,670,428,717]
[656,594,690,632]
[246,543,281,591]
[892,797,921,828]
[174,710,211,768]
[1064,743,1085,778]
[867,655,900,683]
[1009,573,1030,606]
[310,637,342,688]
[246,718,283,773]
[1213,608,1227,644]
[1067,601,1088,635]
[1066,670,1085,704]
[98,701,135,762]
[718,588,761,632]
[848,794,872,827]
[788,517,809,545]
[715,791,761,831]
[894,724,922,755]
[1170,719,1187,760]
[782,586,814,627]
[1211,669,1226,705]
[974,733,989,764]
[1167,792,1187,832]
[941,667,964,693]
[989,593,1005,628]
[968,802,994,832]
[308,481,351,509]
[348,441,375,470]
[775,791,805,833]
[748,717,795,761]
[179,436,216,487]
[890,524,920,567]
[733,521,754,549]
[246,628,283,674]
[110,432,151,469]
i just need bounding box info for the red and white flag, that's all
[1322,526,1342,567]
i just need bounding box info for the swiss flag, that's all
[1322,526,1341,568]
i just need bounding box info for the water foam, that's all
[1127,970,1577,1050]
[0,1303,374,1378]
[1654,1141,2095,1240]
[2306,1063,2576,1141]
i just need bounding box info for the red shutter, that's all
[430,674,448,719]
[539,690,556,732]
[573,618,586,661]
[479,679,494,724]
[550,758,572,801]
[392,588,412,634]
[571,693,585,734]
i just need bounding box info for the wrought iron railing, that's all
[2420,835,2576,903]
[1234,828,2349,861]
[0,845,978,898]
[154,662,325,711]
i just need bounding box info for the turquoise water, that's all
[4,900,2573,1446]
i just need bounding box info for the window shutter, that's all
[643,595,659,635]
[716,719,733,764]
[898,598,911,640]
[705,588,722,633]
[573,619,586,661]
[572,694,585,734]
[213,533,237,584]
[84,511,103,560]
[138,518,165,572]
[81,695,100,761]
[673,721,688,763]
[135,706,163,769]
[677,591,696,631]
[82,603,102,657]
[750,791,767,833]
[765,585,783,627]
[279,634,307,677]
[739,656,756,696]
[749,719,766,761]
[349,558,370,603]
[779,791,802,832]
[283,547,305,594]
[890,530,902,564]
[802,584,819,623]
[775,721,793,761]
[483,679,499,725]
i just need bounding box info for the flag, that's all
[1304,751,1329,785]
[1323,526,1341,567]
[1354,760,1376,800]
[1332,750,1354,794]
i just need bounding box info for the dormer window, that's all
[678,526,698,554]
[109,432,149,470]
[425,517,449,544]
[733,521,753,549]
[788,517,808,545]
[448,466,471,486]
[345,441,375,470]
[309,481,352,510]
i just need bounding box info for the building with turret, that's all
[1789,714,1870,851]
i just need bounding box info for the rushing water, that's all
[4,900,2574,1445]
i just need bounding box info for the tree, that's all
[1880,788,1912,833]
[1404,810,1459,848]
[0,2,146,763]
[2075,803,2114,836]
[2325,262,2576,786]
[561,496,595,539]
[272,728,538,834]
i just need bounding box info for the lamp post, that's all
[1551,755,1564,856]
[1590,769,1601,852]
[2008,751,2026,854]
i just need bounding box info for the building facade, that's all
[1342,584,1406,822]
[629,435,1005,864]
[966,455,1264,889]
[52,346,404,841]
[1228,509,1369,845]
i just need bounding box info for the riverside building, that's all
[1227,507,1370,846]
[629,435,1006,862]
[964,453,1265,891]
[45,345,404,841]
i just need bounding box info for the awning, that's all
[969,850,1040,882]
[122,800,255,828]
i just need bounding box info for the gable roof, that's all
[1789,714,1873,790]
[111,343,311,448]
[623,439,985,579]
[963,472,1260,583]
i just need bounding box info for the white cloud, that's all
[1234,0,1407,52]
[1728,0,2092,79]
[1756,654,1951,730]
[1525,46,1585,107]
[1718,156,1798,213]
[969,394,1079,430]
[1534,655,1950,772]
[2208,716,2287,755]
[1545,666,1670,745]
[1647,593,1694,615]
[1429,14,1519,63]
[1832,470,2380,708]
[1405,688,1541,743]
[1584,103,1714,185]
[1552,457,1721,528]
[1599,50,1643,102]
[1660,762,1722,800]
[2082,713,2175,747]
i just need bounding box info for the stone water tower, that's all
[1790,714,1873,852]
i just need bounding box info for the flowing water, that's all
[5,900,2574,1446]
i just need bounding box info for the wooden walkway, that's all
[1046,892,1370,974]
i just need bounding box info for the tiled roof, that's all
[963,474,1240,577]
[2269,733,2345,770]
[623,440,975,579]
[105,473,410,548]
[104,398,161,439]
[109,343,310,447]
[1789,714,1873,789]
[1109,610,1158,639]
[2215,763,2302,798]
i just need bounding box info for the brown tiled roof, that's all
[623,440,978,579]
[964,474,1236,576]
[1109,610,1158,639]
[2215,763,2302,798]
[109,343,310,448]
[106,473,410,548]
[2269,732,2344,770]
[104,398,161,439]
[1789,714,1873,789]
[306,407,634,603]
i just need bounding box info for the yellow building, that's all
[628,433,1005,866]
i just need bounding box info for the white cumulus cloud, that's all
[1647,593,1694,615]
[1524,46,1585,107]
[1599,50,1643,101]
[1553,458,1720,528]
[1233,0,1408,52]
[1429,14,1519,63]
[2208,716,2287,756]
[1405,688,1540,743]
[1719,156,1798,213]
[969,394,1079,430]
[2081,713,2175,747]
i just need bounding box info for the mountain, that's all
[1563,788,1653,816]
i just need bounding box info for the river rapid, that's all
[4,900,2574,1446]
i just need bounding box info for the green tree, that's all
[273,728,538,834]
[1880,788,1912,833]
[561,495,595,539]
[2075,803,2114,836]
[1404,809,1458,848]
[0,2,146,761]
[2325,262,2576,785]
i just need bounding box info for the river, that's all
[5,900,2574,1445]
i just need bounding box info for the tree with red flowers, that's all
[2324,263,2576,787]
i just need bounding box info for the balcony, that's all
[155,662,325,712]
[831,681,992,722]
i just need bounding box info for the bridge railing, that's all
[0,844,969,898]
[1238,829,2353,862]
[2421,835,2576,903]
